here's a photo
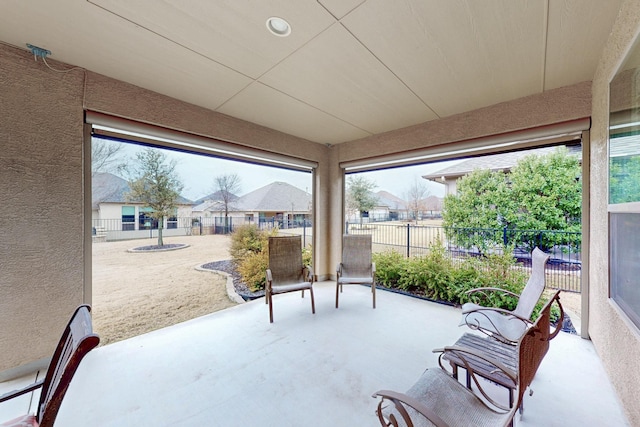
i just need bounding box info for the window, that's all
[167,210,178,229]
[609,35,640,330]
[122,206,135,231]
[139,207,158,230]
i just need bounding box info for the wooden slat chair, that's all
[336,234,376,309]
[460,247,550,343]
[372,307,551,427]
[445,290,564,409]
[265,236,315,323]
[0,305,100,427]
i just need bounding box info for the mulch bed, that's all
[128,243,189,252]
[200,260,264,301]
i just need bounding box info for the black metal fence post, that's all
[406,223,411,258]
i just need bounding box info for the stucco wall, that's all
[590,1,640,425]
[0,46,86,374]
[337,81,592,163]
[0,43,330,375]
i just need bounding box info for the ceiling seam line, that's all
[338,22,441,120]
[225,81,374,138]
[541,0,550,92]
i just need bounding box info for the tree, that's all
[443,148,581,251]
[610,155,640,203]
[213,173,241,219]
[346,175,378,225]
[91,139,126,176]
[213,173,241,233]
[127,148,184,246]
[405,177,430,221]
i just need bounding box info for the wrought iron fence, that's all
[346,221,581,293]
[92,216,313,247]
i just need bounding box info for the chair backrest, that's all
[514,290,563,407]
[513,247,550,319]
[341,234,372,276]
[37,304,100,427]
[268,236,304,285]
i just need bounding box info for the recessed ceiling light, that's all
[266,16,291,37]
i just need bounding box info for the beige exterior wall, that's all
[0,46,86,377]
[0,43,329,375]
[590,1,640,425]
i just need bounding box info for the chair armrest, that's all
[336,263,343,276]
[435,346,516,411]
[466,287,521,300]
[434,346,516,383]
[265,269,273,291]
[461,306,532,323]
[372,389,449,427]
[461,307,532,344]
[304,265,315,282]
[0,379,44,403]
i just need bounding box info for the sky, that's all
[94,138,460,201]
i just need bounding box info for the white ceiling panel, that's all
[343,0,546,118]
[0,0,625,144]
[88,0,336,79]
[259,23,438,134]
[218,82,371,144]
[0,0,253,110]
[544,0,624,90]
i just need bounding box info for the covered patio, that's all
[2,0,640,425]
[0,283,627,426]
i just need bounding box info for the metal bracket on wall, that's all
[26,43,51,60]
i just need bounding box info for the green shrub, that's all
[372,250,407,288]
[237,251,269,292]
[229,224,268,263]
[230,225,279,292]
[374,239,533,313]
[230,226,312,292]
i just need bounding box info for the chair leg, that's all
[335,282,340,308]
[309,287,316,314]
[372,283,376,309]
[268,292,274,323]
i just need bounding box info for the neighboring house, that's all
[421,196,443,218]
[191,190,239,218]
[345,190,439,222]
[372,191,407,220]
[193,181,312,229]
[92,172,193,240]
[422,145,581,196]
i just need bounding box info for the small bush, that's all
[374,239,532,312]
[230,225,279,292]
[372,250,407,288]
[237,251,269,292]
[229,224,268,263]
[230,226,312,292]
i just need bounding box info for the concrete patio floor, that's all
[0,281,629,426]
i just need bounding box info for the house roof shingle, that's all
[235,182,311,212]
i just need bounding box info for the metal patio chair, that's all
[373,303,551,427]
[460,247,550,343]
[336,234,376,309]
[265,235,315,323]
[0,305,100,427]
